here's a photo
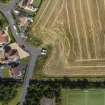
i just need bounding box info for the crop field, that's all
[61,89,105,105]
[32,0,105,76]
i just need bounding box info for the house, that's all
[19,0,38,12]
[18,16,33,27]
[10,43,29,59]
[22,0,33,7]
[0,42,29,78]
[0,31,8,46]
[2,44,20,64]
[3,43,29,62]
[18,16,29,27]
[10,64,22,78]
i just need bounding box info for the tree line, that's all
[0,78,21,105]
[24,78,105,105]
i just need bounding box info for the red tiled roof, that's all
[0,31,8,44]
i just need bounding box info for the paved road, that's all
[0,1,41,105]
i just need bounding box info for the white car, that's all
[41,52,47,56]
[42,48,47,53]
[14,10,20,14]
[41,48,47,55]
[13,25,17,30]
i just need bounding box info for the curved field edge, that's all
[31,0,105,77]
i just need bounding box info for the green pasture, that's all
[62,89,105,105]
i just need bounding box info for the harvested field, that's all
[32,0,105,76]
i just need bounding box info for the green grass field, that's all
[62,89,105,105]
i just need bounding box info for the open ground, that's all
[61,89,105,105]
[32,0,105,76]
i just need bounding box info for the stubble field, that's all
[32,0,105,77]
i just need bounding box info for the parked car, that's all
[41,48,47,56]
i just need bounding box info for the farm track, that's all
[32,0,105,76]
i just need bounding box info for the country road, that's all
[0,0,41,105]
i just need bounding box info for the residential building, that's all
[18,16,29,27]
[19,0,38,12]
[0,31,8,46]
[10,43,29,59]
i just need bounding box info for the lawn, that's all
[33,0,42,7]
[0,13,8,29]
[27,34,42,47]
[21,57,29,64]
[3,68,10,78]
[0,0,11,3]
[8,87,23,105]
[21,57,29,79]
[61,89,105,105]
[8,27,15,43]
[0,87,22,105]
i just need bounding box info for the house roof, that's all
[0,31,8,45]
[18,16,28,27]
[3,45,11,53]
[10,66,22,78]
[10,43,30,59]
[22,0,33,6]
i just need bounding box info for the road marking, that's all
[72,0,83,59]
[79,0,91,58]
